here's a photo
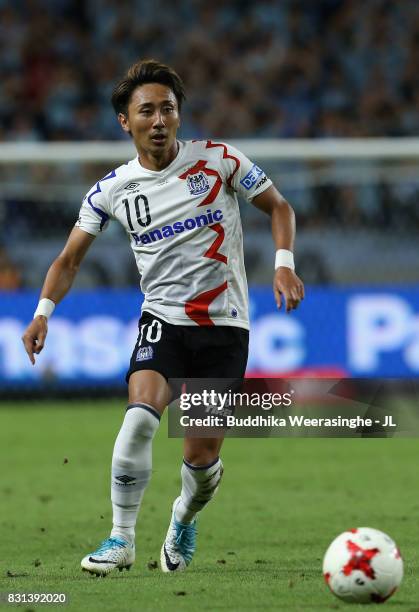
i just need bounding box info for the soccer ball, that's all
[323,527,403,604]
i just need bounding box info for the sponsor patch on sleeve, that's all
[255,175,268,190]
[240,164,265,190]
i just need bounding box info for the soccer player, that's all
[22,60,304,576]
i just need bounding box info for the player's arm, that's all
[252,185,305,312]
[22,228,96,364]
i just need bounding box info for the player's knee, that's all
[128,371,169,413]
[183,449,220,466]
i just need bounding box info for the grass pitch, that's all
[0,401,418,611]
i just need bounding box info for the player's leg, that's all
[82,313,183,576]
[160,436,224,573]
[161,326,248,572]
[180,436,224,518]
[81,370,169,576]
[179,436,224,524]
[110,370,169,542]
[179,326,248,522]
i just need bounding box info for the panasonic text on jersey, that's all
[134,209,223,245]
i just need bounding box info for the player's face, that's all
[119,83,180,159]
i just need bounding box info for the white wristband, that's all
[34,298,55,319]
[275,249,295,271]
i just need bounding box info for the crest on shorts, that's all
[136,346,154,361]
[186,171,210,196]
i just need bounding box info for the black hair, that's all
[111,59,186,115]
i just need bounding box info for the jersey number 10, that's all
[123,195,151,230]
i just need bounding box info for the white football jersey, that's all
[76,139,272,329]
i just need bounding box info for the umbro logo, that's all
[124,182,140,190]
[115,475,136,484]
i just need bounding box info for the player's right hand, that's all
[22,316,48,365]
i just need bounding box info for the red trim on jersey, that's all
[178,160,206,179]
[179,144,236,325]
[205,140,241,187]
[185,281,228,326]
[199,166,223,205]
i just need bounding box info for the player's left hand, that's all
[273,268,305,312]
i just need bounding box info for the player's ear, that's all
[118,112,130,134]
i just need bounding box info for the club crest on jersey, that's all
[186,171,210,196]
[136,346,154,362]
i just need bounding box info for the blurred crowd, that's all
[1,0,419,141]
[1,0,419,288]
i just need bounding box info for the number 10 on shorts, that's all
[136,319,162,362]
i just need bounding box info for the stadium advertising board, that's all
[0,287,418,388]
